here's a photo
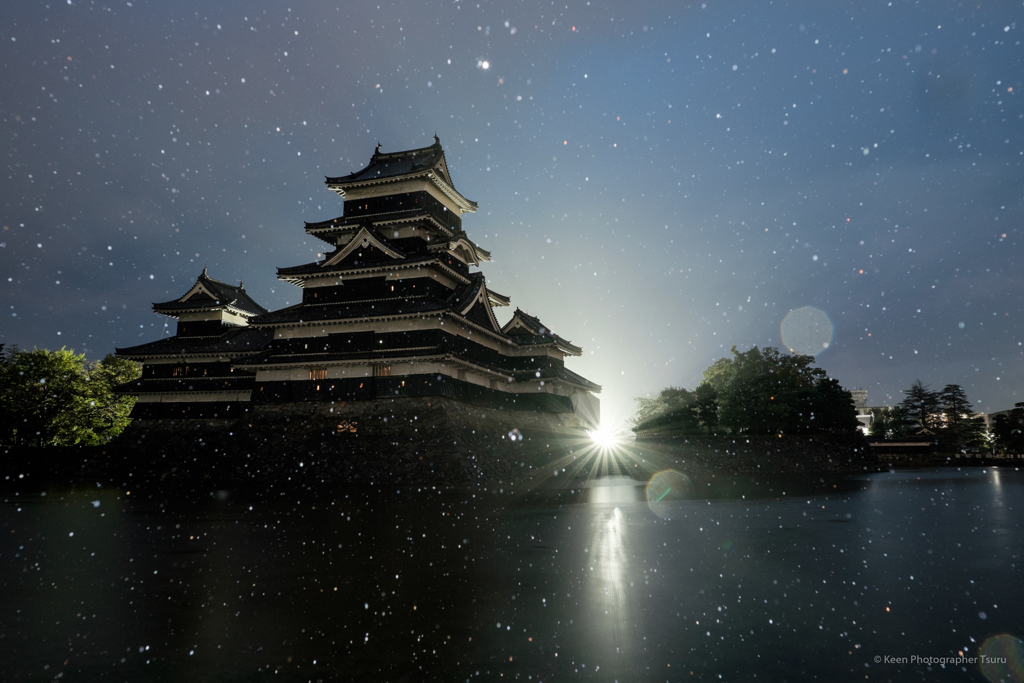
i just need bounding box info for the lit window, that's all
[373,365,392,377]
[310,367,327,381]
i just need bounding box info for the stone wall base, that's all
[81,397,591,485]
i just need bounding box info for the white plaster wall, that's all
[136,391,251,403]
[135,356,234,365]
[176,310,248,326]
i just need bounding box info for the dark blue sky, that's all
[2,0,1021,425]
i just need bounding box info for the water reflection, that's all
[591,506,629,624]
[586,475,643,505]
[3,467,1023,681]
[587,496,637,678]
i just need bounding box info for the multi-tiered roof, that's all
[117,138,600,424]
[115,270,271,419]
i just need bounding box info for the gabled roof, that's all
[487,288,511,307]
[325,137,478,213]
[502,308,548,337]
[448,273,501,333]
[429,235,491,266]
[275,252,470,288]
[152,269,267,317]
[501,308,583,356]
[321,226,405,267]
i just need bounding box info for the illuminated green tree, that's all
[693,381,720,434]
[0,346,140,446]
[635,346,857,435]
[633,382,721,435]
[701,346,853,435]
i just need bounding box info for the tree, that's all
[701,357,736,395]
[0,347,140,446]
[704,346,799,434]
[992,403,1024,454]
[810,377,861,434]
[632,387,701,434]
[870,406,910,440]
[693,381,720,434]
[635,346,857,436]
[632,386,694,425]
[703,346,857,435]
[937,384,985,452]
[899,380,940,432]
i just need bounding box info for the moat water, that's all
[2,466,1023,682]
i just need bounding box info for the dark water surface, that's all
[2,466,1023,682]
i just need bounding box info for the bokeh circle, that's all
[979,634,1024,683]
[646,470,693,519]
[780,306,834,355]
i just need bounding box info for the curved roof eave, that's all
[326,171,478,213]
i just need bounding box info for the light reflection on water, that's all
[1,466,1022,681]
[585,477,645,679]
[586,475,644,505]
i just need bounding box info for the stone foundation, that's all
[78,397,590,485]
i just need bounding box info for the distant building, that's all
[849,390,868,414]
[116,137,600,427]
[848,389,871,434]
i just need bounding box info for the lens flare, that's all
[646,470,693,519]
[780,306,834,355]
[587,424,622,449]
[980,634,1024,683]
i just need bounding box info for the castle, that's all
[116,138,600,431]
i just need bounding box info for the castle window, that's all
[373,365,392,377]
[310,367,327,381]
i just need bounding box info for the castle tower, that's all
[116,138,599,428]
[239,137,600,424]
[115,270,270,419]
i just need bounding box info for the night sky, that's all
[3,0,1022,426]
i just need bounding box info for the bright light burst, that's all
[587,424,623,449]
